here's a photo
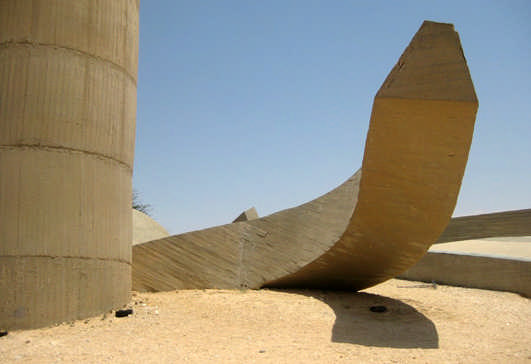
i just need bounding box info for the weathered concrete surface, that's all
[437,209,531,243]
[397,209,531,297]
[399,250,531,297]
[134,172,360,290]
[398,208,531,296]
[232,207,259,223]
[133,21,477,292]
[133,210,169,246]
[0,1,139,329]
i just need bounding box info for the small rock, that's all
[115,308,133,318]
[0,330,7,337]
[259,350,266,353]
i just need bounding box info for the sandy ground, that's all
[1,279,529,363]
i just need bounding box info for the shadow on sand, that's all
[276,289,439,349]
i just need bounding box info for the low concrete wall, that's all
[437,209,531,243]
[399,251,531,297]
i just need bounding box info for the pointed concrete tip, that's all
[233,207,259,223]
[377,20,477,103]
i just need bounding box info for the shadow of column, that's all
[276,289,439,349]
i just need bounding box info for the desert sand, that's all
[1,278,529,363]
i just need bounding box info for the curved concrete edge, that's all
[0,0,138,330]
[132,20,477,292]
[132,172,359,291]
[265,20,477,290]
[0,257,130,330]
[132,209,170,246]
[398,251,531,298]
[437,209,531,243]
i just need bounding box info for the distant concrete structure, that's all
[400,247,531,297]
[133,210,170,246]
[398,209,531,297]
[0,1,139,329]
[437,209,531,243]
[133,21,478,292]
[233,207,259,223]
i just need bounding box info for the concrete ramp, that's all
[133,21,478,292]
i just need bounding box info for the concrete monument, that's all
[132,21,479,292]
[0,1,139,329]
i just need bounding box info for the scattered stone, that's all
[0,330,7,337]
[370,305,387,313]
[259,350,266,353]
[115,309,133,318]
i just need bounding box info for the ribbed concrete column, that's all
[0,0,139,329]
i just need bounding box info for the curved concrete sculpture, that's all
[133,21,478,292]
[0,1,139,329]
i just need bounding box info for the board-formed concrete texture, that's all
[133,20,478,292]
[399,247,531,297]
[436,209,531,243]
[0,1,139,329]
[397,209,531,297]
[133,210,170,246]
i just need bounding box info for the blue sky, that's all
[133,1,530,234]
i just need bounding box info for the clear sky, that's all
[133,1,531,234]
